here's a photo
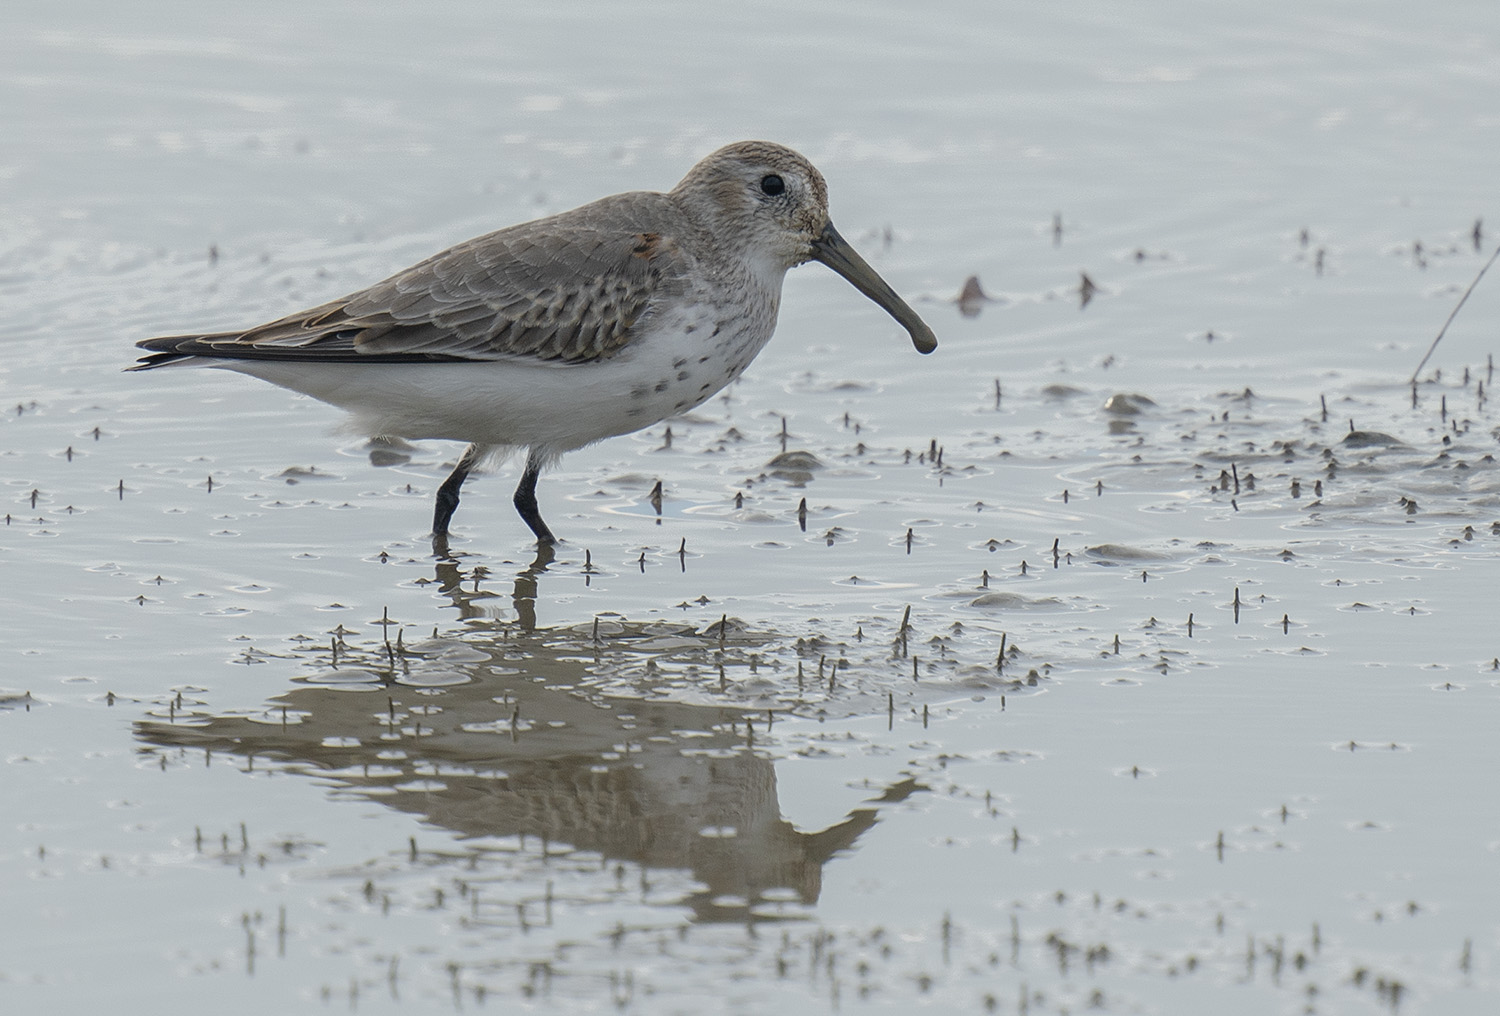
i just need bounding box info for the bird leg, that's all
[433,443,483,536]
[513,449,556,545]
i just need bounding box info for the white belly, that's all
[218,298,779,455]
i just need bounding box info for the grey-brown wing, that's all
[133,195,690,367]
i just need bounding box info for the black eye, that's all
[759,174,785,196]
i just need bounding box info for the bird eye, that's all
[759,174,785,196]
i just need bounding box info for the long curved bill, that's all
[810,221,937,354]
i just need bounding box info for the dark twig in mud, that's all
[1410,243,1500,382]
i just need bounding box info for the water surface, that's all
[4,2,1499,1012]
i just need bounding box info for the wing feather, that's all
[131,192,694,368]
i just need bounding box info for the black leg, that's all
[513,450,556,544]
[433,443,481,536]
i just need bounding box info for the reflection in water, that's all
[136,551,919,924]
[430,534,556,628]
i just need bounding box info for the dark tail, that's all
[125,333,236,371]
[126,330,474,370]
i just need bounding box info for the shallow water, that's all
[5,2,1500,1012]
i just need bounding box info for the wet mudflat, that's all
[4,2,1500,1013]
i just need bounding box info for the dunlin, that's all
[131,141,937,544]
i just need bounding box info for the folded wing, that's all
[132,197,687,369]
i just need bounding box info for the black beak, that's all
[810,222,937,354]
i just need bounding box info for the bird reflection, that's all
[431,531,555,628]
[136,550,919,924]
